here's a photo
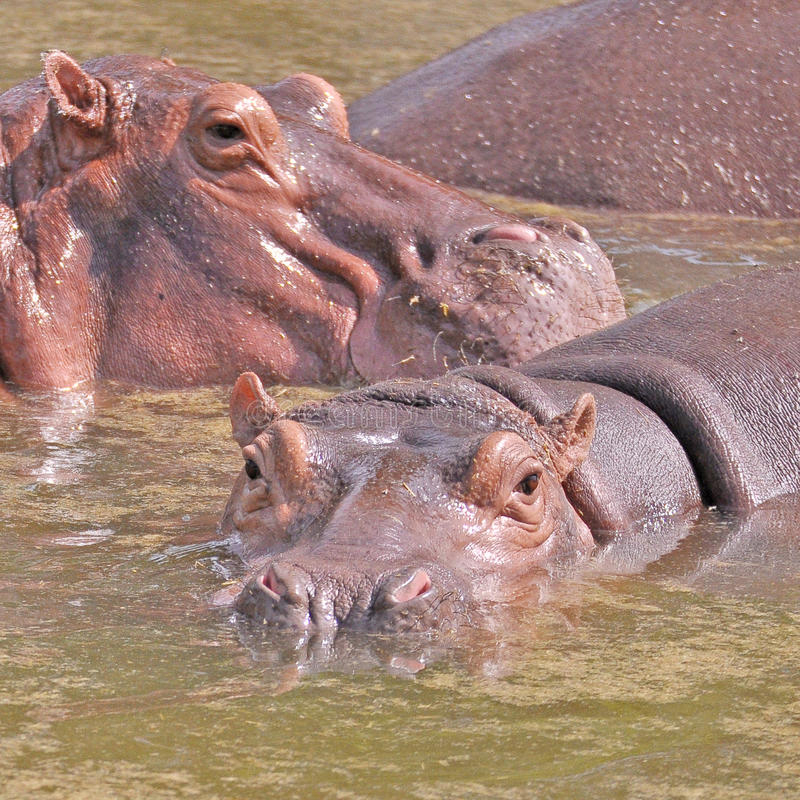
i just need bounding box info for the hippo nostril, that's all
[259,563,308,607]
[474,224,540,245]
[529,216,590,244]
[377,568,433,610]
[394,568,432,602]
[261,566,282,599]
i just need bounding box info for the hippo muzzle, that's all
[235,561,467,633]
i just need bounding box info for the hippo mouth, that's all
[234,562,469,634]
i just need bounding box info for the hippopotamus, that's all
[221,264,800,632]
[349,0,800,217]
[0,51,623,394]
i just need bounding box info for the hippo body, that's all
[0,53,622,393]
[222,265,800,631]
[349,0,800,217]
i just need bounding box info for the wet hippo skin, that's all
[0,51,623,394]
[220,265,800,632]
[349,0,800,217]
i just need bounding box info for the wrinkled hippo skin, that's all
[349,0,800,217]
[221,265,800,631]
[0,52,623,393]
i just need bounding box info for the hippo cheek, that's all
[347,290,471,379]
[346,246,528,380]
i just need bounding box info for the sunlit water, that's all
[1,2,799,797]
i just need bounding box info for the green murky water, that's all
[1,3,799,798]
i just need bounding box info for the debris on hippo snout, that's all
[451,258,529,307]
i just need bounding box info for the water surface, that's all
[1,2,799,797]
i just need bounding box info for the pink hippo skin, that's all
[0,52,623,394]
[350,0,800,217]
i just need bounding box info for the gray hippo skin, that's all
[349,0,800,217]
[0,52,623,393]
[221,265,800,632]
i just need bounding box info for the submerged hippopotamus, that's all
[0,52,622,394]
[349,0,800,217]
[221,265,800,631]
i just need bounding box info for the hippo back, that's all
[520,265,800,509]
[350,0,800,217]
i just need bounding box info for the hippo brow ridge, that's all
[283,374,559,464]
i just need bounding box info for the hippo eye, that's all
[515,472,540,496]
[208,123,245,142]
[244,459,261,480]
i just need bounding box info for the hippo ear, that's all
[545,393,596,481]
[256,73,350,139]
[230,372,280,447]
[43,51,108,134]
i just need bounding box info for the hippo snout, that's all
[234,563,466,633]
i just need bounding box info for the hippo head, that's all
[0,51,623,391]
[221,372,596,632]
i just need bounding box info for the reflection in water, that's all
[52,528,116,547]
[26,390,96,487]
[646,504,800,602]
[235,622,446,684]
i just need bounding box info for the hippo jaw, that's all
[313,197,625,382]
[221,373,597,633]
